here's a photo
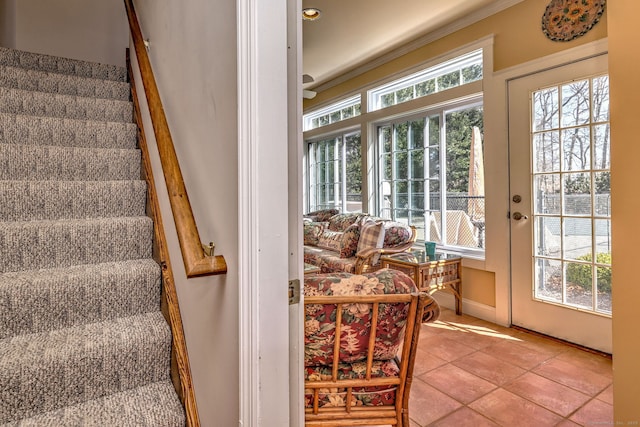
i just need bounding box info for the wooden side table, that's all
[381,251,463,315]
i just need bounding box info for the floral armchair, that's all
[303,269,440,426]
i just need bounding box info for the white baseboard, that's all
[430,291,498,325]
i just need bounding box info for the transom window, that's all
[303,95,361,131]
[307,131,362,213]
[368,49,482,111]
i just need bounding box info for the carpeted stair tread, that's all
[0,143,141,181]
[0,180,147,222]
[2,380,185,427]
[0,46,127,83]
[0,112,137,149]
[0,87,132,123]
[0,64,131,101]
[0,312,172,424]
[0,259,161,339]
[0,216,153,273]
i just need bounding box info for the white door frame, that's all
[488,38,609,328]
[237,0,292,425]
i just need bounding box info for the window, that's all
[377,98,484,252]
[307,131,362,213]
[369,49,483,111]
[303,95,361,131]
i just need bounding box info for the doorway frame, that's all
[487,38,609,328]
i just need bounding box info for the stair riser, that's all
[0,113,137,149]
[0,181,147,222]
[0,144,141,181]
[0,47,127,82]
[0,218,153,273]
[0,87,133,123]
[0,313,171,424]
[0,260,161,339]
[0,65,131,101]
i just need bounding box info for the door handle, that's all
[512,212,528,221]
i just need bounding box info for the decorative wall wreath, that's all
[542,0,606,42]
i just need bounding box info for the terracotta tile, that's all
[511,330,573,357]
[407,379,462,426]
[429,407,500,427]
[433,324,509,350]
[569,398,614,426]
[452,351,526,386]
[555,348,613,378]
[469,388,563,427]
[555,420,582,427]
[596,384,614,405]
[412,347,447,376]
[417,334,476,362]
[533,357,611,396]
[482,339,555,370]
[503,372,591,417]
[420,363,496,404]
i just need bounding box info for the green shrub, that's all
[566,253,612,293]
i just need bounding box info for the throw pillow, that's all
[339,223,361,258]
[357,220,385,256]
[317,230,344,252]
[303,221,327,246]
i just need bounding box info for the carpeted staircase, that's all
[0,47,185,426]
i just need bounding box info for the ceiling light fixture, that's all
[302,8,322,21]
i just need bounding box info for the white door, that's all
[508,54,612,353]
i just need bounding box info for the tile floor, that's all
[406,308,613,426]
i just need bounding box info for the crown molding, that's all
[313,0,524,93]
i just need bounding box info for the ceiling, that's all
[302,0,519,89]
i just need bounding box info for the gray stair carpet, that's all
[0,47,185,426]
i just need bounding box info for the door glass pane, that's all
[409,119,425,149]
[561,80,590,127]
[530,75,611,316]
[563,172,591,216]
[534,174,561,215]
[533,87,559,131]
[565,261,593,309]
[592,76,610,123]
[562,127,590,172]
[563,217,592,261]
[533,132,560,173]
[535,258,562,302]
[535,216,561,258]
[410,150,424,179]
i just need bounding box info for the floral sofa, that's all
[303,269,440,425]
[303,211,417,274]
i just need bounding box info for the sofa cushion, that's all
[303,221,327,246]
[304,359,399,408]
[303,269,417,366]
[328,212,369,232]
[304,247,357,274]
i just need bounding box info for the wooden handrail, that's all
[127,50,200,426]
[124,0,227,277]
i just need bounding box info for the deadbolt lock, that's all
[512,195,522,203]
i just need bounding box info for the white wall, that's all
[12,0,127,66]
[130,0,240,425]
